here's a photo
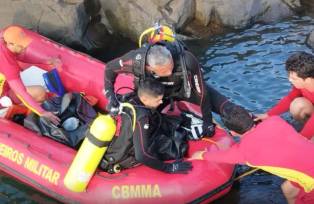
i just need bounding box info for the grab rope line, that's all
[201,138,221,148]
[234,168,259,181]
[201,137,259,180]
[189,166,259,204]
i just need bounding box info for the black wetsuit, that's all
[104,42,230,131]
[103,96,176,172]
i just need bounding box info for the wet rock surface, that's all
[300,0,314,17]
[306,30,314,50]
[0,0,304,45]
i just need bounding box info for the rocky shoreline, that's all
[0,0,313,57]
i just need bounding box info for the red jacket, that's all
[204,116,314,194]
[268,86,314,139]
[0,32,53,115]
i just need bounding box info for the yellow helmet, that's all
[138,25,175,47]
[149,25,175,43]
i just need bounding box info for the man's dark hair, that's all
[137,78,164,98]
[286,51,314,79]
[221,105,254,134]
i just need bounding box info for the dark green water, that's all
[192,16,314,114]
[194,16,314,204]
[1,15,314,204]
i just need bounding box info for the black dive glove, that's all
[164,161,193,174]
[202,123,216,137]
[106,96,120,116]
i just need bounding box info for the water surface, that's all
[189,16,314,204]
[1,15,314,204]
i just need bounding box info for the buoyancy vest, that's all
[102,99,153,173]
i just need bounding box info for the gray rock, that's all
[11,0,80,42]
[301,0,314,17]
[101,0,194,41]
[306,30,314,50]
[0,1,24,28]
[283,0,301,9]
[161,0,195,28]
[101,0,162,41]
[63,0,84,4]
[0,0,111,52]
[257,0,295,23]
[0,0,303,46]
[195,0,300,29]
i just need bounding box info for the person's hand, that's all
[106,96,120,116]
[190,149,207,160]
[213,118,223,129]
[42,111,60,125]
[254,113,269,122]
[48,57,62,70]
[165,161,193,174]
[202,123,216,137]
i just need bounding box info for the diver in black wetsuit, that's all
[104,41,233,138]
[101,78,192,174]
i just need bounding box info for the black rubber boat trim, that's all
[188,165,238,204]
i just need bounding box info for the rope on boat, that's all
[201,138,218,145]
[234,168,259,181]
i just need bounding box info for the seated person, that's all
[0,26,60,124]
[219,106,314,204]
[24,92,97,148]
[101,78,192,174]
[256,52,314,140]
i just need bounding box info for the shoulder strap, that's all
[133,41,191,98]
[179,50,191,98]
[132,46,151,80]
[167,41,191,98]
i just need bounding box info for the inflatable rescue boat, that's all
[0,27,235,203]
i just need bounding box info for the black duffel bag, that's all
[148,114,189,161]
[24,93,97,148]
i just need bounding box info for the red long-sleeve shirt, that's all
[267,86,314,139]
[0,36,53,115]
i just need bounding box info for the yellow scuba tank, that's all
[64,114,116,192]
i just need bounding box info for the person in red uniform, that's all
[196,105,314,204]
[0,25,60,124]
[256,52,314,140]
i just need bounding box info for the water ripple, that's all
[199,15,314,204]
[195,17,314,114]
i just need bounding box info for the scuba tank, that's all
[64,114,116,192]
[64,103,135,192]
